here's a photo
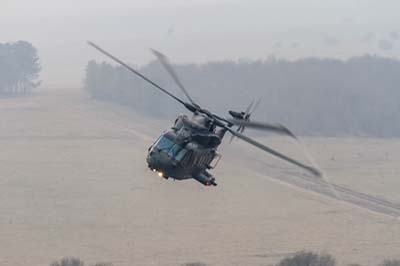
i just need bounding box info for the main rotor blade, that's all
[227,119,297,139]
[226,127,320,177]
[151,49,199,107]
[87,41,191,109]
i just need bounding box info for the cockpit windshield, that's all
[154,136,188,162]
[155,136,174,151]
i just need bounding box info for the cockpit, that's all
[152,135,188,162]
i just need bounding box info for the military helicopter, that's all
[88,41,321,186]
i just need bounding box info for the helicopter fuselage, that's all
[146,113,226,186]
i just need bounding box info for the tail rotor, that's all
[229,99,261,143]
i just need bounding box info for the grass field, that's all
[0,89,399,266]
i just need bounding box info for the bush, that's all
[50,257,85,266]
[379,260,400,266]
[49,258,113,266]
[181,262,207,266]
[277,251,335,266]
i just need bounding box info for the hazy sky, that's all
[1,0,399,87]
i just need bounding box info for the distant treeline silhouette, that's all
[84,55,400,137]
[0,41,41,94]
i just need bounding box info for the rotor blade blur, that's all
[229,134,236,144]
[230,100,254,143]
[151,49,199,107]
[227,127,321,177]
[229,125,242,143]
[245,100,254,115]
[87,41,192,109]
[227,119,297,139]
[249,98,261,115]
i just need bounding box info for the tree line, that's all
[0,40,41,94]
[84,55,400,137]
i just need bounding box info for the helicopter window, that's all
[174,148,188,161]
[168,144,182,157]
[155,136,174,151]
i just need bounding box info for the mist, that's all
[1,0,400,87]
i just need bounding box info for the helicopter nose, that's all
[146,152,159,169]
[146,150,172,176]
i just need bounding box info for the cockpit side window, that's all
[168,144,182,157]
[175,148,188,161]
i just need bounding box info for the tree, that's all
[83,55,400,137]
[0,40,41,94]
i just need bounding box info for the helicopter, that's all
[88,41,321,187]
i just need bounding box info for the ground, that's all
[0,88,399,266]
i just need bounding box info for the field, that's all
[0,89,399,266]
